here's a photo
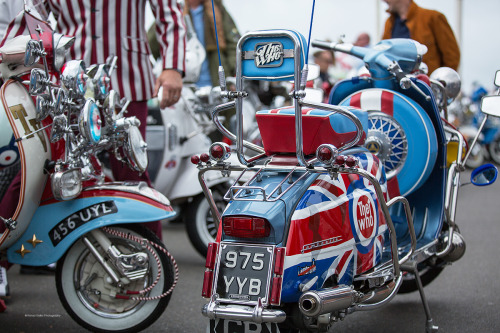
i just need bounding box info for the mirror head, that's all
[480,95,500,118]
[471,163,498,186]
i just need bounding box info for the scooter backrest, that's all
[239,29,306,81]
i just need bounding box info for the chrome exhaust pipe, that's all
[299,280,398,317]
[440,230,466,262]
[299,285,358,317]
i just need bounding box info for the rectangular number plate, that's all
[208,319,280,333]
[49,201,117,246]
[215,243,274,304]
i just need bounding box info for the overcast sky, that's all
[220,0,499,94]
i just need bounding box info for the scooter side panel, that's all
[0,80,51,249]
[6,195,175,265]
[281,152,388,303]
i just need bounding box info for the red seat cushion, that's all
[256,106,367,155]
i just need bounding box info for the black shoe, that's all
[20,263,56,275]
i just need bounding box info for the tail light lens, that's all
[205,242,218,269]
[316,144,338,165]
[274,247,285,275]
[270,277,282,305]
[223,216,271,238]
[202,242,219,298]
[270,247,285,305]
[209,142,231,162]
[202,270,214,298]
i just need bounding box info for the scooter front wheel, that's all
[56,225,175,333]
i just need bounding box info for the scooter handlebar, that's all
[312,40,354,55]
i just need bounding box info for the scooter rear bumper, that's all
[202,302,286,324]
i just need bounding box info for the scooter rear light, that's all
[211,144,225,159]
[316,144,338,165]
[209,142,231,162]
[335,155,346,166]
[205,242,218,269]
[202,270,214,298]
[190,155,200,165]
[270,276,282,305]
[223,216,271,238]
[274,247,285,275]
[200,153,210,163]
[345,156,358,168]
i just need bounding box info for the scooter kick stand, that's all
[401,261,439,333]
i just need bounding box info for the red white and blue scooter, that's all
[193,26,498,333]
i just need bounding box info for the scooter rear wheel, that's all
[185,183,229,257]
[399,264,444,294]
[56,225,174,333]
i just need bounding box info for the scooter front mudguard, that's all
[7,184,175,266]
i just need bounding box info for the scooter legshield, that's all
[6,187,175,266]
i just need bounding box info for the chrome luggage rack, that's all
[223,166,310,202]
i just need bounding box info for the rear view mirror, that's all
[494,70,500,87]
[480,95,500,118]
[471,163,497,186]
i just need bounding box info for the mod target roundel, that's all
[355,194,376,240]
[0,135,20,168]
[348,187,379,253]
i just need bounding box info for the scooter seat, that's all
[256,106,368,155]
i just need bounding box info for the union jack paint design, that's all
[281,152,387,302]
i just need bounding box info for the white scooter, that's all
[145,16,233,257]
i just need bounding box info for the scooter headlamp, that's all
[51,168,83,201]
[79,99,102,145]
[61,60,87,97]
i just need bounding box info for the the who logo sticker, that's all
[254,42,284,68]
[349,188,379,253]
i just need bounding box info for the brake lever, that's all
[388,61,431,102]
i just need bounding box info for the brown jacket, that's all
[382,1,460,74]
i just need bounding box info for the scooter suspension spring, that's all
[102,226,179,301]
